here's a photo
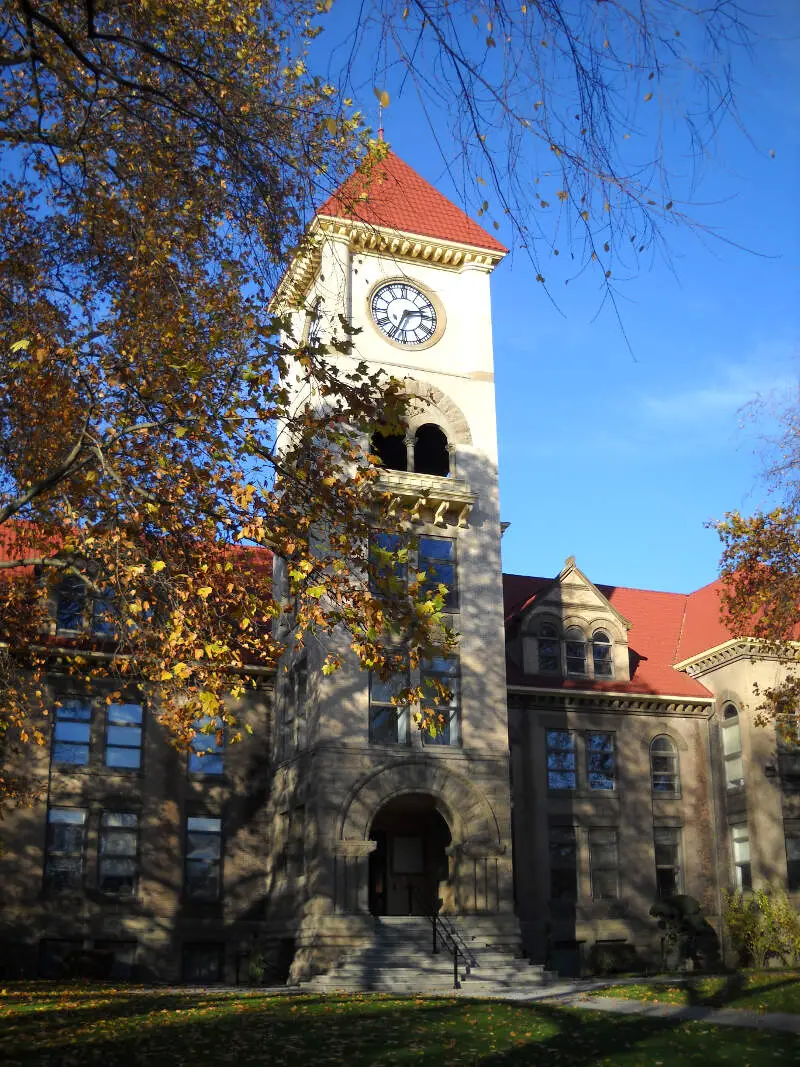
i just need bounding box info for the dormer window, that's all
[537,624,560,674]
[522,616,628,683]
[592,631,613,678]
[564,628,587,676]
[56,575,86,632]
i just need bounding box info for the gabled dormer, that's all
[515,557,632,683]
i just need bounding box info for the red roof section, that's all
[502,572,736,700]
[675,578,732,663]
[317,151,508,254]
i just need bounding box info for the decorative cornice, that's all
[507,685,712,717]
[375,469,476,528]
[319,215,505,270]
[674,637,798,678]
[271,214,505,311]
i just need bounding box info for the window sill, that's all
[547,789,619,800]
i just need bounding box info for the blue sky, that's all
[315,3,799,593]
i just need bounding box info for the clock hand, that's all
[389,309,410,339]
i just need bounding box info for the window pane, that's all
[549,827,578,901]
[418,537,455,561]
[725,756,744,787]
[656,867,679,898]
[547,730,576,790]
[108,704,143,725]
[107,747,141,769]
[58,701,92,721]
[49,807,86,825]
[189,716,224,774]
[54,721,91,743]
[565,641,586,675]
[370,672,408,705]
[722,722,741,756]
[56,579,86,630]
[102,812,138,829]
[106,725,141,748]
[188,752,224,774]
[587,733,615,790]
[187,832,222,860]
[369,706,399,744]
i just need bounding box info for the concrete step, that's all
[302,917,550,996]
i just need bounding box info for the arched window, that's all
[650,735,680,796]
[564,627,587,676]
[722,703,744,789]
[413,423,450,477]
[371,429,407,472]
[592,631,613,678]
[537,624,560,674]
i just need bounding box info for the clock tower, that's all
[270,151,519,982]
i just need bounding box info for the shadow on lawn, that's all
[682,971,800,1011]
[4,989,800,1067]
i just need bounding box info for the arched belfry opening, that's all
[413,423,450,477]
[368,794,452,916]
[370,429,407,472]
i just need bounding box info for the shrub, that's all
[650,895,721,971]
[723,888,800,967]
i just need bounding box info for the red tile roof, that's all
[502,572,736,700]
[675,578,733,662]
[317,151,508,254]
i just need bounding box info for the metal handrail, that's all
[409,888,476,989]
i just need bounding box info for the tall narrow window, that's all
[92,589,117,636]
[732,824,752,890]
[44,808,87,891]
[421,656,460,745]
[537,624,560,674]
[654,827,682,898]
[52,699,91,766]
[589,829,619,900]
[105,703,143,769]
[185,817,223,901]
[369,532,407,597]
[587,733,616,791]
[564,628,587,676]
[785,834,800,892]
[650,735,680,796]
[546,729,576,790]
[722,704,745,789]
[98,812,139,894]
[369,659,409,745]
[56,575,86,632]
[549,826,578,901]
[189,716,224,775]
[592,631,613,678]
[418,537,458,611]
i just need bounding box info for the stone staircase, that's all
[305,916,553,995]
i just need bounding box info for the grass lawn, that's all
[1,985,799,1066]
[588,970,800,1015]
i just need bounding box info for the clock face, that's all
[370,282,439,346]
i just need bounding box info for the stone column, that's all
[331,839,376,913]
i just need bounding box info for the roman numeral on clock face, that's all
[371,282,439,345]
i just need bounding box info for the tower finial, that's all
[377,102,384,142]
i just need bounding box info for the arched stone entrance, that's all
[332,759,512,916]
[368,794,451,916]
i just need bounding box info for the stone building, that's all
[1,153,797,984]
